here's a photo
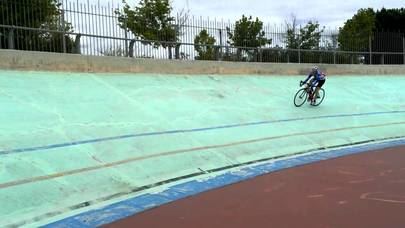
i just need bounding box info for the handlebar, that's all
[300,81,312,88]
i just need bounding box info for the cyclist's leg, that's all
[309,80,318,100]
[307,78,315,101]
[313,80,325,99]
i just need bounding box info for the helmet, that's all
[311,66,318,73]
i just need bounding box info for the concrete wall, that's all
[1,49,405,75]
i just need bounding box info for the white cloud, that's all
[92,0,404,28]
[170,0,404,28]
[68,0,403,55]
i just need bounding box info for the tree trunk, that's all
[175,43,181,59]
[168,47,173,60]
[74,34,81,54]
[237,48,242,61]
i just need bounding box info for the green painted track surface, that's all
[0,70,404,227]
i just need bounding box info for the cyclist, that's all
[301,66,326,104]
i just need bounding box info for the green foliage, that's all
[283,17,324,63]
[338,7,404,63]
[261,47,289,63]
[0,0,74,53]
[285,18,324,50]
[0,0,60,27]
[226,15,271,61]
[373,8,405,64]
[226,15,271,48]
[38,17,75,53]
[375,8,405,32]
[194,29,216,60]
[116,0,177,49]
[338,8,376,51]
[300,22,323,49]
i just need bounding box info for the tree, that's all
[338,8,405,64]
[116,0,177,59]
[338,8,376,52]
[0,0,74,52]
[284,15,300,50]
[173,6,190,59]
[375,8,405,32]
[0,0,60,27]
[285,16,323,50]
[194,29,216,60]
[284,15,324,63]
[373,8,405,64]
[37,16,75,53]
[226,15,271,61]
[300,22,323,49]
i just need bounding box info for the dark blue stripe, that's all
[43,138,405,228]
[2,110,405,155]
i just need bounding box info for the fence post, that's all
[124,17,129,57]
[8,28,14,49]
[168,44,173,59]
[258,48,262,62]
[175,43,180,59]
[219,29,223,47]
[319,51,322,63]
[369,35,372,64]
[61,10,67,53]
[298,26,301,63]
[298,48,301,64]
[333,51,336,64]
[218,29,223,60]
[129,39,136,58]
[74,34,81,54]
[214,45,219,61]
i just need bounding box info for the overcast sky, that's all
[93,0,404,29]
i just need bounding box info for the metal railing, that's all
[1,0,404,65]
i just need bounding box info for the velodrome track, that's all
[0,70,404,227]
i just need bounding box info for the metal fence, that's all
[1,0,404,64]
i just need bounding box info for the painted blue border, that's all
[2,110,405,155]
[43,138,405,228]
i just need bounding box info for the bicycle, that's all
[293,81,325,107]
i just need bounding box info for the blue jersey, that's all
[303,70,326,87]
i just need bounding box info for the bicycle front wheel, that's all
[294,88,308,107]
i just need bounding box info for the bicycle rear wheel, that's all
[294,88,308,107]
[311,88,325,106]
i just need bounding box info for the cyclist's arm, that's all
[302,74,313,84]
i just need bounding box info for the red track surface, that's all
[105,146,405,228]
